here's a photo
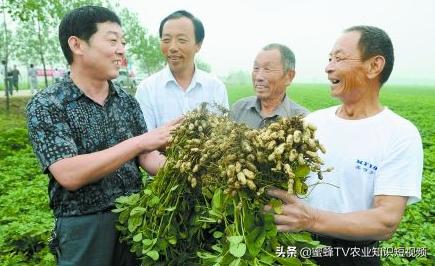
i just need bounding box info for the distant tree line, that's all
[1,0,166,88]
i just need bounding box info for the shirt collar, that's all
[110,80,124,97]
[249,95,292,118]
[163,64,202,89]
[63,73,124,103]
[247,96,261,113]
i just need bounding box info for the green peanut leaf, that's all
[229,242,246,258]
[115,193,140,205]
[227,235,244,244]
[133,233,142,242]
[246,226,266,257]
[167,235,177,245]
[130,207,145,217]
[165,206,176,212]
[263,213,276,231]
[269,198,283,214]
[127,216,142,232]
[142,239,153,247]
[229,258,241,266]
[213,231,223,239]
[146,250,159,261]
[242,211,255,232]
[147,195,160,207]
[111,207,127,213]
[143,189,152,196]
[276,256,301,266]
[197,251,218,260]
[294,165,310,178]
[212,188,223,211]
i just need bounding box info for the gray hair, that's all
[262,43,295,71]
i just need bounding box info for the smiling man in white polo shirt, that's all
[135,10,228,130]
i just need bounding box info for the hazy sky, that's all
[120,0,435,84]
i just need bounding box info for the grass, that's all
[228,82,435,107]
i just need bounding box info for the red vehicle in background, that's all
[36,69,65,77]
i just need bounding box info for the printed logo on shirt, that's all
[355,159,378,175]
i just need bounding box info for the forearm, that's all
[49,135,144,191]
[310,207,401,241]
[139,150,166,176]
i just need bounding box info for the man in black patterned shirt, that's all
[26,6,179,266]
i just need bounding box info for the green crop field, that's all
[0,83,434,265]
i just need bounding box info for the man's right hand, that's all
[139,117,183,152]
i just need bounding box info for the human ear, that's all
[68,36,85,57]
[285,70,296,86]
[366,55,385,80]
[195,42,202,53]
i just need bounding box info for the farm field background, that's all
[0,83,434,265]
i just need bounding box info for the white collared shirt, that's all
[135,66,229,130]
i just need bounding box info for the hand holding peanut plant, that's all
[114,104,330,265]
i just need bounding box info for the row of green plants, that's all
[0,84,434,265]
[0,98,55,265]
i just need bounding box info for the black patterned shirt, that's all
[26,75,147,217]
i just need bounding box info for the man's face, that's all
[80,22,125,80]
[252,49,294,101]
[160,17,200,74]
[325,31,369,101]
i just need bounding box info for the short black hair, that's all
[59,5,121,64]
[345,25,394,85]
[159,10,204,44]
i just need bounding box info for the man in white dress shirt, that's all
[135,10,228,130]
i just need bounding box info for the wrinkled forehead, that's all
[330,31,362,56]
[254,49,282,66]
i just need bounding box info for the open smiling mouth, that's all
[169,56,181,61]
